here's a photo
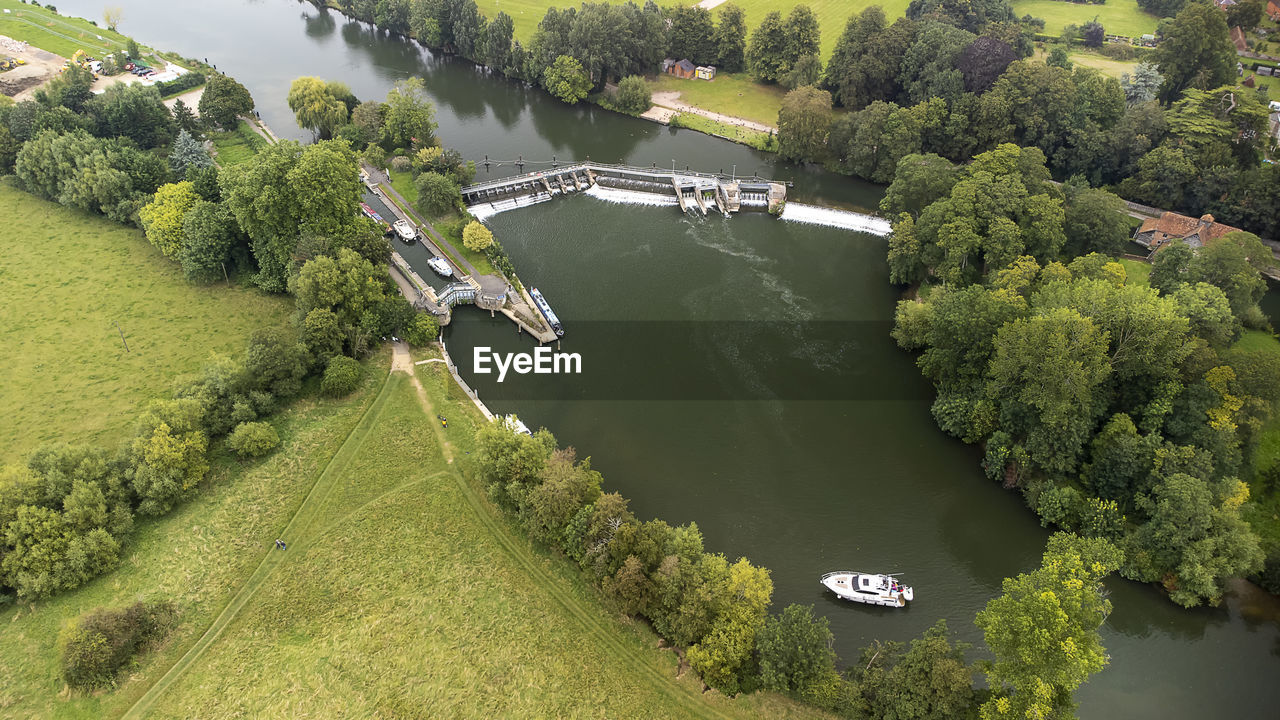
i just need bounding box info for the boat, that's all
[502,414,533,436]
[820,571,914,607]
[427,256,453,277]
[359,202,392,235]
[393,219,418,242]
[529,287,564,336]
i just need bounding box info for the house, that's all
[1231,25,1248,53]
[1134,212,1242,251]
[695,65,715,81]
[663,58,696,79]
[1269,1,1280,21]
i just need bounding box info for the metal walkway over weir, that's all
[461,162,789,216]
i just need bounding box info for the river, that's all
[52,0,1280,715]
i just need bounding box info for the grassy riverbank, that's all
[0,346,826,719]
[0,183,289,464]
[210,119,269,166]
[0,0,135,59]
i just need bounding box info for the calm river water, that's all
[53,0,1280,715]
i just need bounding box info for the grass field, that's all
[209,119,267,166]
[0,183,290,464]
[1011,0,1160,39]
[648,71,786,126]
[1118,257,1151,286]
[1064,50,1140,79]
[0,347,827,719]
[0,0,136,59]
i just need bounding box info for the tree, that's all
[784,5,820,65]
[227,421,280,458]
[294,248,391,355]
[1120,62,1163,106]
[668,6,716,65]
[714,4,748,72]
[1125,472,1263,607]
[957,36,1016,94]
[1193,231,1272,322]
[1172,282,1239,347]
[403,313,440,347]
[898,21,974,106]
[879,153,960,218]
[129,398,209,516]
[198,73,255,130]
[1083,413,1160,501]
[847,619,975,720]
[1,505,120,600]
[1167,86,1270,169]
[414,171,461,217]
[138,181,200,260]
[321,355,364,397]
[776,86,832,163]
[1062,186,1129,257]
[1082,19,1104,48]
[179,200,239,284]
[745,11,788,82]
[380,78,437,151]
[170,98,201,137]
[169,129,212,177]
[782,54,822,90]
[1047,46,1072,70]
[542,55,591,105]
[219,140,363,292]
[1154,3,1235,105]
[986,308,1112,474]
[755,604,837,700]
[1227,0,1264,31]
[244,328,309,398]
[85,83,175,149]
[482,10,514,71]
[287,76,350,140]
[686,558,773,695]
[462,220,494,252]
[614,75,651,115]
[103,6,123,31]
[975,533,1122,720]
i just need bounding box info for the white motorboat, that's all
[427,256,452,277]
[820,571,914,607]
[393,219,418,242]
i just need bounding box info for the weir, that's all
[462,162,789,218]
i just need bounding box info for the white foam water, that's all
[584,184,680,208]
[467,192,552,221]
[779,203,891,236]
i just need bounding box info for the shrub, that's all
[403,313,440,347]
[390,154,412,173]
[462,220,494,252]
[227,421,279,458]
[154,71,206,98]
[321,355,363,397]
[60,601,173,690]
[615,75,652,115]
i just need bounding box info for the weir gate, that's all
[460,162,789,217]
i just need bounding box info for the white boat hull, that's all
[821,571,913,607]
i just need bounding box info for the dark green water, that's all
[54,1,1280,715]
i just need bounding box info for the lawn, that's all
[1011,0,1160,40]
[0,0,136,59]
[209,119,268,166]
[0,349,828,719]
[1118,257,1151,286]
[1065,50,1140,79]
[648,71,787,126]
[389,168,418,205]
[0,183,290,464]
[671,109,774,148]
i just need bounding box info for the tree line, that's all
[776,2,1280,240]
[476,420,1125,718]
[886,143,1276,606]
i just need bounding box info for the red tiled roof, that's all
[1138,212,1241,244]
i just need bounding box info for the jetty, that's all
[461,162,789,217]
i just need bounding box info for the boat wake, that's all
[584,184,680,208]
[467,192,552,221]
[779,203,891,236]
